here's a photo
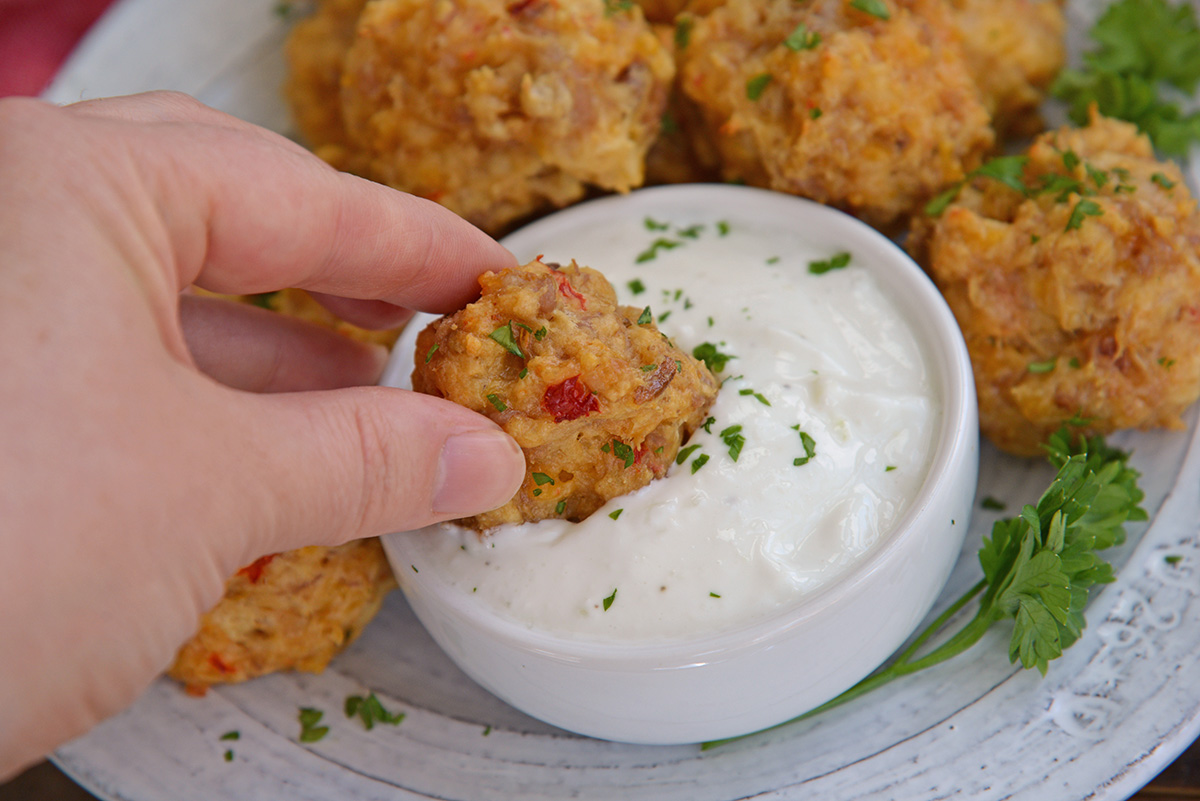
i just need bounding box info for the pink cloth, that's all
[0,0,117,97]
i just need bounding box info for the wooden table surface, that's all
[4,735,1198,800]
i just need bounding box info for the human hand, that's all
[0,91,524,778]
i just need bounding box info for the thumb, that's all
[228,386,524,555]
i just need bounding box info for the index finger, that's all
[89,94,517,312]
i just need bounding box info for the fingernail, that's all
[433,429,524,517]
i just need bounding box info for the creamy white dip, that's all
[404,213,941,641]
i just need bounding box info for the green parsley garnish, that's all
[636,306,653,325]
[658,311,672,323]
[556,500,566,515]
[693,342,736,373]
[1165,554,1183,565]
[345,693,405,730]
[691,453,710,473]
[710,592,722,598]
[1051,0,1200,156]
[704,430,1145,748]
[885,465,897,472]
[739,388,771,405]
[746,73,773,101]
[486,393,507,412]
[518,367,529,379]
[674,16,693,48]
[482,724,492,735]
[810,107,823,120]
[1152,172,1177,189]
[676,444,703,465]
[720,425,745,462]
[220,731,240,741]
[424,343,439,363]
[603,0,634,15]
[224,749,234,762]
[677,224,704,239]
[981,496,1006,511]
[850,0,890,19]
[532,472,555,486]
[602,588,618,611]
[628,279,646,295]
[298,708,329,743]
[784,23,821,51]
[808,251,852,274]
[766,256,781,265]
[701,416,716,434]
[1028,359,1057,373]
[644,216,670,231]
[489,322,525,358]
[636,238,680,263]
[611,439,636,468]
[793,430,817,467]
[1159,357,1177,368]
[273,1,293,18]
[1066,199,1104,231]
[716,221,731,236]
[925,155,1031,216]
[609,509,624,520]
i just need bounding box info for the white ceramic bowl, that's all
[380,185,978,745]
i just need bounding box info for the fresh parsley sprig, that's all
[1051,0,1200,156]
[704,430,1145,748]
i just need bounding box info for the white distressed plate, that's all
[44,1,1200,798]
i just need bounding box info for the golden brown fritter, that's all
[677,0,994,231]
[168,541,397,693]
[301,0,674,235]
[909,113,1200,455]
[413,258,720,529]
[944,0,1065,139]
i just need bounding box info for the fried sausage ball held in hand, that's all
[413,259,720,529]
[908,112,1200,455]
[321,0,674,235]
[677,0,994,231]
[0,92,525,780]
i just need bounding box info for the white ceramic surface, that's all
[378,185,979,745]
[44,0,1200,799]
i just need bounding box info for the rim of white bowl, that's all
[382,184,978,665]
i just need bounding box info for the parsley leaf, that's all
[1066,199,1104,231]
[850,0,890,19]
[808,251,852,275]
[746,73,773,101]
[720,425,745,461]
[704,430,1145,748]
[784,23,821,51]
[489,322,525,358]
[602,588,618,611]
[1051,0,1200,156]
[345,693,405,730]
[298,708,329,743]
[693,342,736,373]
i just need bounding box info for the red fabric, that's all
[0,0,117,97]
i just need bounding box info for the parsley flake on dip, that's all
[380,185,977,744]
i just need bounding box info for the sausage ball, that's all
[909,113,1200,455]
[413,258,720,530]
[945,0,1066,139]
[677,0,994,230]
[291,0,675,235]
[168,541,397,693]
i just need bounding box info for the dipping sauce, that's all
[404,213,941,641]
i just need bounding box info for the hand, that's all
[0,91,525,778]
